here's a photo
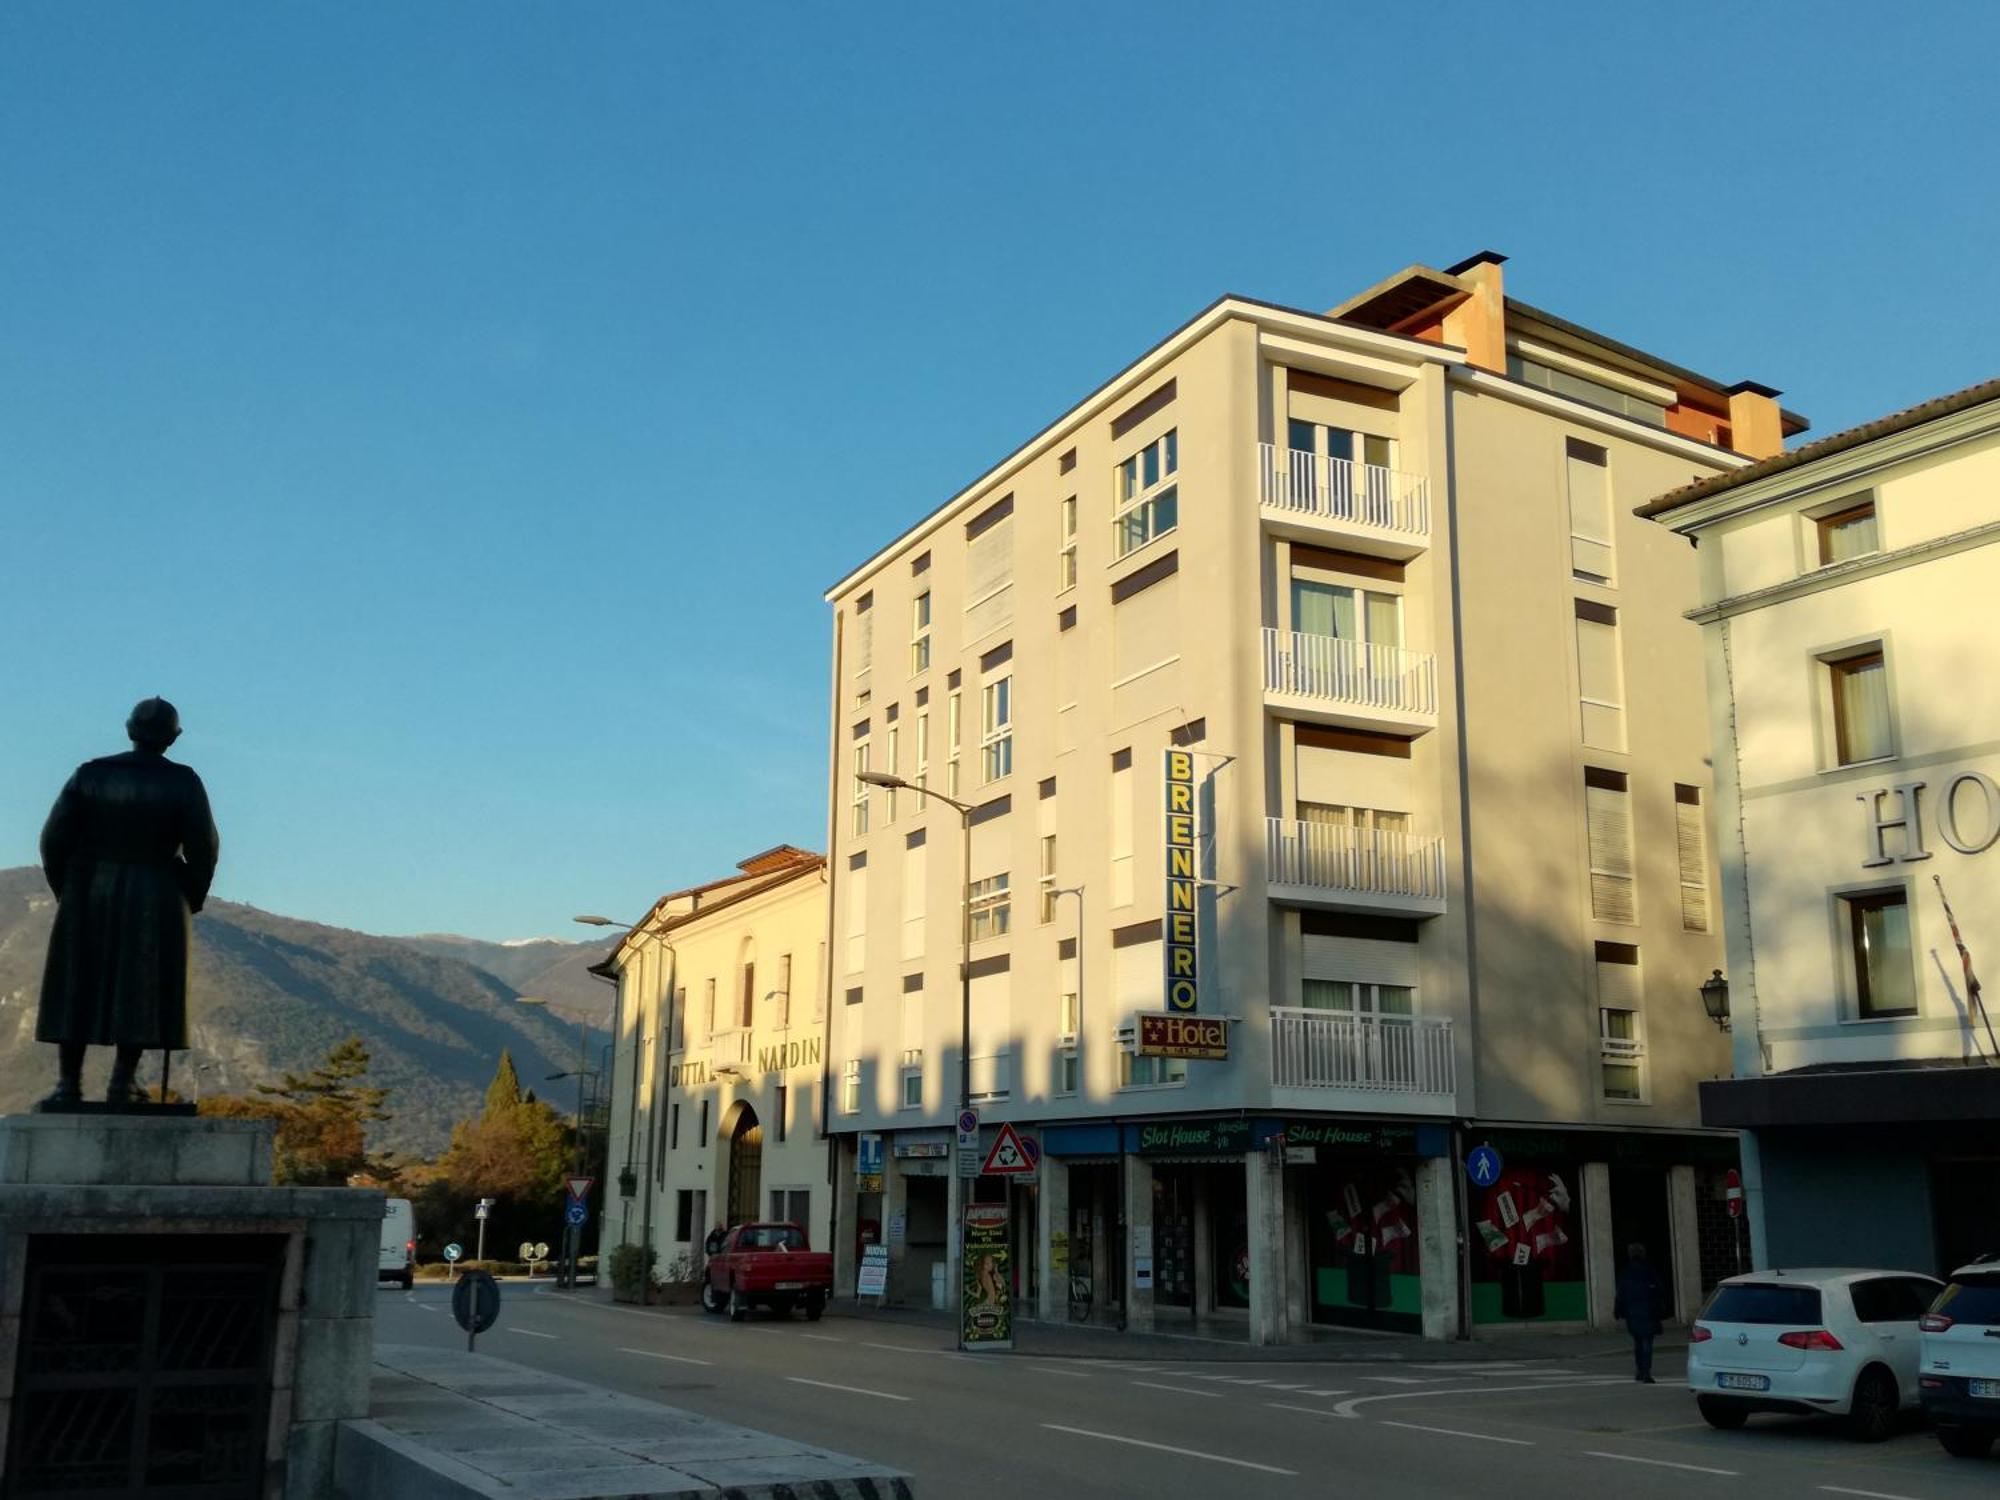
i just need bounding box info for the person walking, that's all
[1614,1242,1666,1383]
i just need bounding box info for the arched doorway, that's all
[724,1104,762,1227]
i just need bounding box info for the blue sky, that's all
[2,3,1994,940]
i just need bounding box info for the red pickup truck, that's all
[699,1222,833,1322]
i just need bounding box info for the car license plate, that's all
[775,1281,804,1291]
[1717,1374,1770,1392]
[1971,1379,2000,1399]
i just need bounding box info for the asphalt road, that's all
[376,1285,1999,1499]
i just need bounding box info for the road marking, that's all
[1130,1381,1224,1398]
[800,1333,845,1343]
[507,1329,557,1340]
[1031,1365,1091,1378]
[1380,1420,1534,1446]
[1261,1383,1311,1391]
[1362,1375,1437,1385]
[1584,1452,1738,1476]
[1297,1389,1352,1398]
[1040,1424,1297,1476]
[787,1377,911,1402]
[1821,1489,1923,1500]
[617,1348,712,1366]
[1330,1379,1624,1418]
[860,1341,936,1355]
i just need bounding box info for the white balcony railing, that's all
[1266,817,1447,902]
[1272,1009,1455,1094]
[1259,443,1430,538]
[1263,628,1437,718]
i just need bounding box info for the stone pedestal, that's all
[0,1114,384,1500]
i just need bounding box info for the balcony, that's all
[1265,817,1447,917]
[1259,442,1430,558]
[1271,1009,1455,1111]
[1262,627,1438,734]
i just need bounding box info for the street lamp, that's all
[858,768,976,1349]
[518,994,595,1287]
[1699,969,1731,1031]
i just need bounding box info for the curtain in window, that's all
[1857,898,1915,1015]
[1836,655,1892,762]
[1293,581,1353,639]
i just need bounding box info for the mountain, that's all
[389,933,614,1023]
[0,867,582,1157]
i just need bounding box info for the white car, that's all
[1919,1259,2000,1459]
[379,1196,416,1289]
[1688,1268,1943,1441]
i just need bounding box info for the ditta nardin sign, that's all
[1163,748,1199,1012]
[1136,1013,1228,1060]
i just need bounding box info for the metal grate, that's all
[6,1234,281,1500]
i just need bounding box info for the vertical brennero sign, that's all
[1163,748,1199,1012]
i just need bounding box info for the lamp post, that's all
[517,994,595,1288]
[1699,969,1731,1031]
[859,768,976,1348]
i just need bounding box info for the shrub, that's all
[609,1242,657,1302]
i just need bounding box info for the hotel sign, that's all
[1163,748,1199,1012]
[1860,775,2000,866]
[1136,1013,1229,1060]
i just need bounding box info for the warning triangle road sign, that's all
[981,1123,1036,1176]
[566,1176,595,1203]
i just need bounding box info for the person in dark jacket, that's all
[37,698,219,1106]
[1613,1241,1667,1382]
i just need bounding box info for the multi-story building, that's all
[1642,376,2000,1277]
[600,846,831,1281]
[820,253,1806,1344]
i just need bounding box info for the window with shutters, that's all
[1674,784,1710,932]
[910,590,932,675]
[851,741,870,835]
[1058,496,1078,592]
[1575,599,1625,751]
[1595,942,1643,1101]
[970,1051,1012,1103]
[1566,438,1613,583]
[840,1059,861,1114]
[1109,754,1134,907]
[965,509,1015,640]
[1585,768,1636,923]
[702,977,717,1037]
[852,594,874,676]
[845,866,868,973]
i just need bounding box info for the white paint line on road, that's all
[1362,1375,1439,1385]
[1329,1379,1624,1419]
[1268,1403,1346,1419]
[1041,1424,1298,1476]
[788,1377,912,1403]
[617,1348,713,1366]
[1130,1381,1224,1399]
[860,1341,936,1355]
[1297,1389,1353,1398]
[1821,1489,1923,1500]
[1583,1451,1739,1477]
[1411,1362,1523,1371]
[1030,1365,1091,1378]
[1260,1383,1312,1391]
[800,1333,845,1343]
[507,1329,558,1340]
[1379,1420,1534,1446]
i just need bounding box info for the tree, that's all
[200,1034,396,1187]
[485,1050,523,1120]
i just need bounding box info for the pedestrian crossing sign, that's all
[981,1123,1036,1176]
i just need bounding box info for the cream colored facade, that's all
[601,847,831,1277]
[1647,379,2000,1277]
[822,255,1783,1342]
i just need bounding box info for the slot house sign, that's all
[1163,748,1200,1012]
[1136,1013,1229,1060]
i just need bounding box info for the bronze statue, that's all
[37,698,220,1106]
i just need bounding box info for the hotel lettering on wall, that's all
[1859,774,2000,866]
[1136,1013,1228,1060]
[1163,748,1199,1012]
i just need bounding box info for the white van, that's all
[379,1197,415,1289]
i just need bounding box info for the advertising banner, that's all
[857,1244,890,1298]
[1162,749,1199,1012]
[961,1203,1012,1349]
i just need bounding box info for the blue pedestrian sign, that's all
[443,1242,463,1263]
[1466,1144,1504,1188]
[565,1201,588,1228]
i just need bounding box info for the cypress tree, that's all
[484,1050,523,1120]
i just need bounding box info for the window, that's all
[1038,834,1058,923]
[669,1102,680,1150]
[1830,648,1893,765]
[851,741,871,835]
[775,1084,787,1143]
[964,502,1015,639]
[914,709,930,788]
[884,725,899,820]
[1575,599,1624,751]
[969,1051,1012,1103]
[703,978,717,1037]
[1585,769,1636,923]
[852,595,874,676]
[980,675,1013,783]
[768,1188,811,1226]
[1109,754,1134,907]
[1300,803,1411,837]
[1300,980,1415,1015]
[1597,943,1644,1101]
[1699,1283,1822,1325]
[1287,419,1397,517]
[1817,500,1880,566]
[1120,1051,1187,1088]
[910,590,932,674]
[947,689,962,796]
[900,1049,923,1110]
[1565,438,1614,583]
[1847,888,1917,1018]
[815,941,826,1020]
[1292,578,1400,648]
[1059,991,1080,1041]
[739,959,755,1029]
[1510,355,1668,428]
[698,1099,710,1146]
[1058,495,1078,591]
[968,873,1011,941]
[774,954,792,1029]
[1113,428,1178,558]
[671,988,686,1050]
[844,865,868,972]
[1675,785,1710,933]
[841,1060,861,1114]
[674,1190,695,1242]
[1056,1048,1079,1095]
